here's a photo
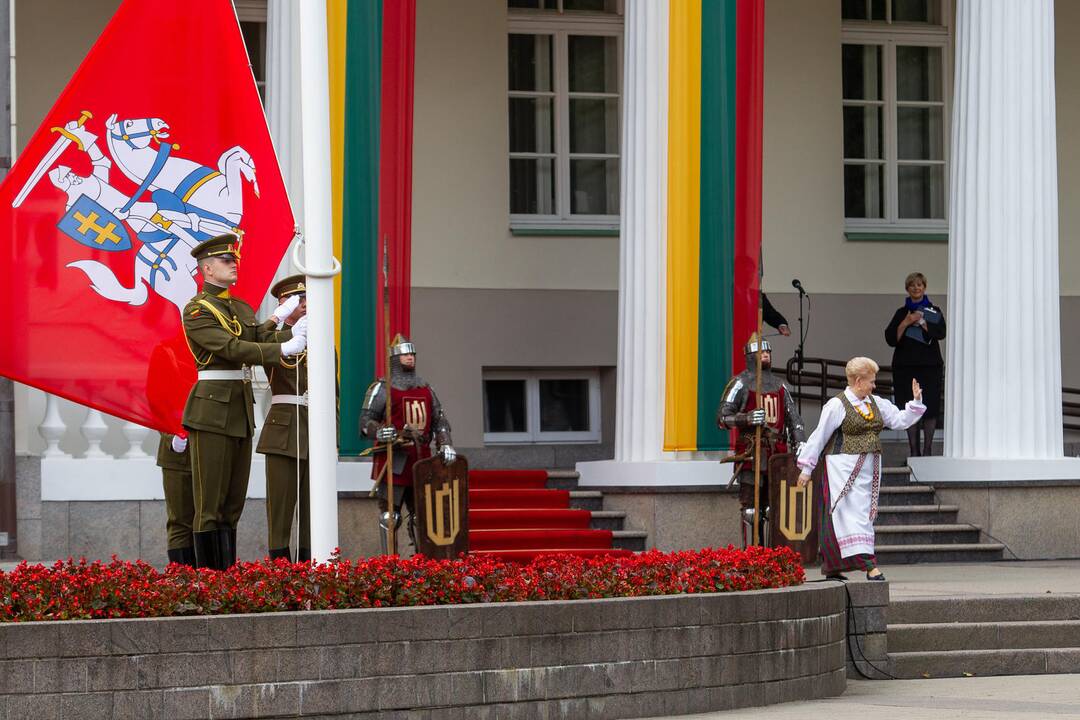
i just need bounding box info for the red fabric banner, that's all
[732,0,765,373]
[375,0,416,376]
[0,0,294,433]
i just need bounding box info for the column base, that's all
[909,457,1080,485]
[576,459,733,487]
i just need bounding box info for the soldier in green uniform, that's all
[256,275,311,562]
[157,433,195,566]
[182,234,309,570]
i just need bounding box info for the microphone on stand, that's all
[791,278,806,295]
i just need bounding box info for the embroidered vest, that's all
[826,393,884,455]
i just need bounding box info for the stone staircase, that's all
[888,595,1080,678]
[547,470,649,551]
[871,439,1005,564]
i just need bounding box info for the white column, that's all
[576,0,725,486]
[910,0,1080,483]
[296,0,339,561]
[260,0,304,319]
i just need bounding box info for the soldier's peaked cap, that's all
[191,233,243,261]
[271,274,306,299]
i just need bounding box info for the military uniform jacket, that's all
[257,349,309,460]
[182,283,291,438]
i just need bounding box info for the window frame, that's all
[508,11,624,233]
[841,1,952,235]
[483,369,602,444]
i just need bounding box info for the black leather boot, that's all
[180,545,197,567]
[167,548,186,566]
[217,527,235,570]
[297,547,311,563]
[193,531,219,570]
[229,527,238,566]
[268,547,291,561]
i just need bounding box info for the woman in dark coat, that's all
[885,272,945,457]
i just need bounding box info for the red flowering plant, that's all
[0,546,804,623]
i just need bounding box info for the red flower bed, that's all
[0,546,804,623]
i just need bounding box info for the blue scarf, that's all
[905,295,932,311]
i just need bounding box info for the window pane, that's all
[568,35,618,93]
[843,105,884,159]
[841,0,886,20]
[897,106,944,160]
[843,164,884,218]
[509,97,554,153]
[509,34,553,92]
[842,45,882,101]
[510,158,556,214]
[897,46,943,102]
[570,159,619,215]
[539,379,590,432]
[563,0,619,11]
[893,0,941,24]
[898,164,945,218]
[508,0,545,8]
[485,380,527,433]
[239,21,266,103]
[569,98,619,154]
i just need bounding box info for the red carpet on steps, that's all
[467,469,633,561]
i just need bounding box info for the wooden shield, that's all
[767,453,818,565]
[412,455,469,559]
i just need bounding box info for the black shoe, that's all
[193,531,219,570]
[167,546,196,567]
[228,527,238,566]
[825,573,848,581]
[217,527,235,570]
[867,571,887,582]
[268,547,291,561]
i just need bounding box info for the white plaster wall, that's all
[410,0,619,291]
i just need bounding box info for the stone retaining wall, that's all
[0,584,846,719]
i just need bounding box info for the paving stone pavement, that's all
[655,675,1080,719]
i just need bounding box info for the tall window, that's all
[234,0,268,104]
[841,0,950,236]
[508,2,623,231]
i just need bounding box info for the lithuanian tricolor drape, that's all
[327,0,416,455]
[664,0,764,452]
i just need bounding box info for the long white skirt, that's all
[825,452,881,558]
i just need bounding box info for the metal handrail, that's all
[785,356,1080,432]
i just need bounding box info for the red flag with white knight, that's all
[0,0,294,434]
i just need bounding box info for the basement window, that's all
[483,370,601,444]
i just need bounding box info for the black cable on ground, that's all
[809,577,897,680]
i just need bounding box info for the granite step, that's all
[889,619,1080,653]
[889,595,1080,625]
[546,469,581,491]
[878,485,937,505]
[889,647,1080,679]
[873,524,982,545]
[589,510,629,531]
[612,530,649,551]
[568,490,604,511]
[874,542,1005,564]
[873,504,960,525]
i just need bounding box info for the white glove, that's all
[376,425,397,442]
[271,295,301,324]
[748,409,766,426]
[291,314,309,337]
[440,445,457,463]
[170,435,188,453]
[280,332,307,357]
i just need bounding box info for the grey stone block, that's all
[68,501,141,561]
[207,615,258,651]
[294,610,376,647]
[477,603,572,638]
[0,659,33,694]
[482,667,547,704]
[156,617,209,653]
[3,622,59,659]
[226,649,277,685]
[276,646,323,682]
[162,687,210,720]
[252,613,297,648]
[138,500,169,567]
[414,671,484,707]
[318,645,365,680]
[40,502,70,560]
[59,691,112,719]
[16,457,41,521]
[157,650,230,688]
[6,693,59,720]
[111,618,161,655]
[86,655,139,691]
[58,619,112,657]
[16,519,42,562]
[34,657,87,693]
[208,682,301,719]
[111,690,165,720]
[842,579,890,609]
[848,605,887,634]
[446,605,483,640]
[299,678,379,714]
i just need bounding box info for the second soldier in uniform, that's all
[182,234,309,570]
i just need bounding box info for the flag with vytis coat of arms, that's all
[0,0,294,434]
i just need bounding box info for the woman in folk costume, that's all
[796,357,925,581]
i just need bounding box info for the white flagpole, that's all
[295,0,339,563]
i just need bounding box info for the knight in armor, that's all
[717,333,806,547]
[359,334,455,553]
